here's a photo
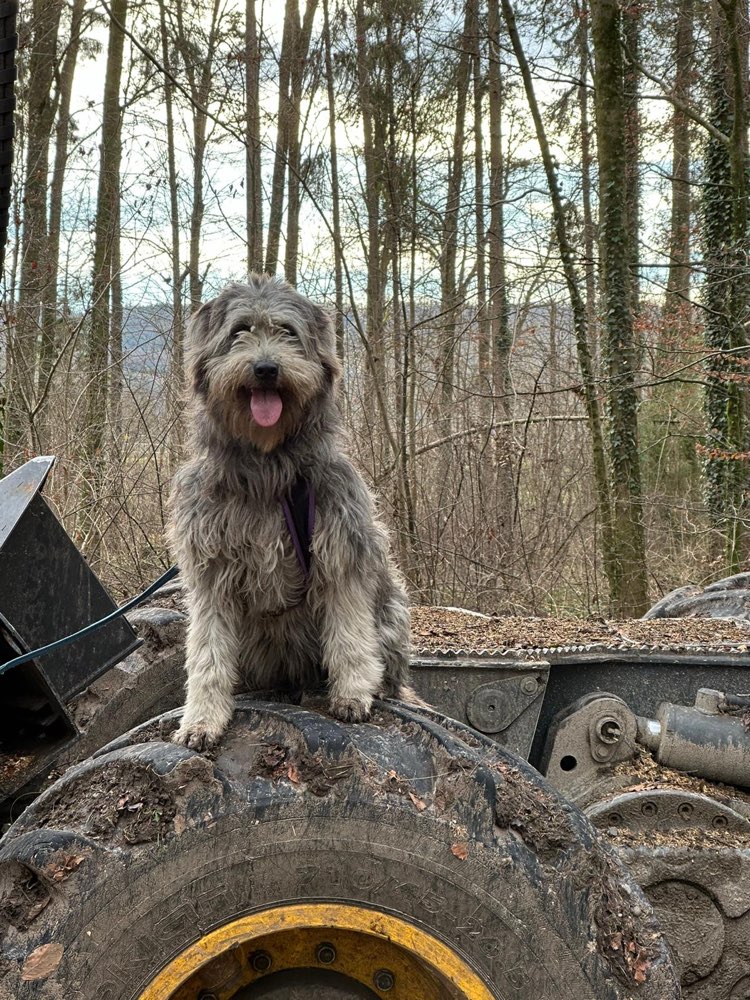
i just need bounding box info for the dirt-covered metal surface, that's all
[411,605,750,656]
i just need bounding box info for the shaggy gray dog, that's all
[170,276,414,749]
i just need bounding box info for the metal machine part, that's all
[637,688,750,787]
[586,789,750,835]
[541,685,750,800]
[0,457,141,699]
[623,847,750,996]
[539,693,640,798]
[411,657,549,758]
[0,457,141,797]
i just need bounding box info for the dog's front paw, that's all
[172,720,225,751]
[328,694,373,723]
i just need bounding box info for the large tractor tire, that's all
[643,572,750,621]
[0,698,677,999]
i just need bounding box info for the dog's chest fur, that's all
[199,490,308,614]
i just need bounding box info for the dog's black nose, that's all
[253,361,279,380]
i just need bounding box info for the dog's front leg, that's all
[173,594,240,750]
[321,577,384,722]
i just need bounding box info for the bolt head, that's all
[521,676,538,694]
[374,968,395,991]
[316,942,337,965]
[249,950,272,973]
[597,716,623,744]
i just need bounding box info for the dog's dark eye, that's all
[278,324,297,339]
[228,324,249,342]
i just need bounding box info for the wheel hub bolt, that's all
[374,968,395,991]
[250,950,272,973]
[521,676,538,695]
[598,718,622,744]
[316,942,337,964]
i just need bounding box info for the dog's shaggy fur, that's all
[170,276,414,749]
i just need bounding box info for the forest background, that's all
[2,0,749,618]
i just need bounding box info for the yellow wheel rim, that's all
[140,902,495,999]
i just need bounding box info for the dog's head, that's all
[185,276,342,451]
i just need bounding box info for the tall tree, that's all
[284,0,318,284]
[472,5,490,422]
[158,0,184,463]
[265,0,296,275]
[701,0,750,571]
[590,0,649,615]
[174,0,223,313]
[245,0,263,273]
[622,0,640,321]
[499,0,618,607]
[487,0,515,544]
[355,0,387,410]
[577,0,598,350]
[85,0,126,477]
[664,0,694,317]
[438,1,473,440]
[322,0,344,357]
[37,0,86,426]
[5,0,62,459]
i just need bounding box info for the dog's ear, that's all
[186,298,217,397]
[312,304,343,385]
[187,298,215,344]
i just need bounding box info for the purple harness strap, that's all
[279,476,316,585]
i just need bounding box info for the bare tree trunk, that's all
[438,0,473,440]
[245,0,263,273]
[6,0,62,460]
[623,1,640,322]
[108,208,123,443]
[702,0,750,571]
[284,0,318,284]
[488,0,515,543]
[265,0,296,276]
[355,0,387,411]
[499,0,617,606]
[37,0,85,431]
[323,0,344,358]
[665,0,693,316]
[473,8,490,419]
[86,0,126,469]
[175,0,222,313]
[590,0,649,616]
[577,0,598,354]
[159,0,184,466]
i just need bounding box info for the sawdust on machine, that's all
[410,606,750,653]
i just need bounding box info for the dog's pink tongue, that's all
[250,389,283,427]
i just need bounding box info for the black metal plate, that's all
[0,458,141,700]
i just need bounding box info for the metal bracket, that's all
[540,693,639,799]
[410,658,549,758]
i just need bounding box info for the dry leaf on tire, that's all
[451,842,469,860]
[21,942,64,981]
